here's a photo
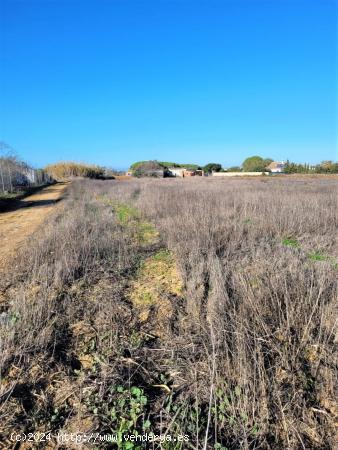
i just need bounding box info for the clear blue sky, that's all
[0,0,336,170]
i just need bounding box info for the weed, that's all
[86,384,150,449]
[308,251,328,262]
[114,203,139,223]
[281,237,300,248]
[1,177,337,450]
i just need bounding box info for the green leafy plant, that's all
[308,252,328,262]
[85,385,150,449]
[214,444,229,450]
[111,385,150,449]
[282,238,300,248]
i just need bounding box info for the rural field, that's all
[0,176,337,449]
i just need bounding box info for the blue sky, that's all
[0,0,336,170]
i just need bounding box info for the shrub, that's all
[45,161,104,180]
[132,161,164,178]
[242,156,272,172]
[203,163,222,173]
[1,177,337,449]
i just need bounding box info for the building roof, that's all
[267,161,286,170]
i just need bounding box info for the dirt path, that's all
[0,183,68,270]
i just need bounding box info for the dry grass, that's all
[129,249,183,336]
[45,161,104,180]
[0,176,337,449]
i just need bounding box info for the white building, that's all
[266,161,286,173]
[212,171,269,177]
[167,167,187,177]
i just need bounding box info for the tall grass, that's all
[45,161,104,180]
[0,177,337,449]
[102,176,338,449]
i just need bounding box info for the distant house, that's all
[125,171,133,176]
[195,169,204,176]
[168,167,186,177]
[184,169,196,177]
[266,161,286,173]
[167,167,204,177]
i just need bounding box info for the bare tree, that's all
[0,142,51,193]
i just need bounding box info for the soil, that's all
[0,182,68,271]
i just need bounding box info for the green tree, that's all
[242,156,271,172]
[226,166,242,172]
[284,160,297,173]
[203,163,222,174]
[316,160,338,173]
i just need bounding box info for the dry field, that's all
[0,176,337,449]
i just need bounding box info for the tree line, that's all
[283,160,338,174]
[130,157,338,175]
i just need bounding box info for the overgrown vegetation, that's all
[202,163,222,174]
[45,161,106,180]
[0,177,337,449]
[284,160,338,174]
[130,161,200,171]
[131,161,166,178]
[242,156,273,172]
[130,161,202,177]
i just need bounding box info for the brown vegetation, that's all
[45,161,105,180]
[0,177,337,449]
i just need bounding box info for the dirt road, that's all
[0,183,68,269]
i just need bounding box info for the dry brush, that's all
[0,177,337,449]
